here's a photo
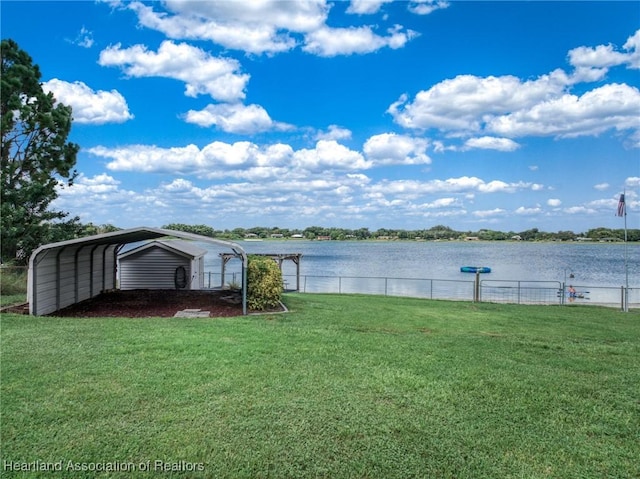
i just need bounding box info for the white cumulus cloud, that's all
[128,1,305,55]
[124,0,418,57]
[363,133,431,165]
[369,176,534,196]
[568,29,640,76]
[98,40,249,102]
[388,72,568,132]
[625,176,640,188]
[89,139,372,178]
[408,0,450,15]
[424,197,458,208]
[388,31,640,147]
[473,208,506,218]
[347,0,393,15]
[315,125,353,141]
[293,140,370,170]
[487,83,640,138]
[303,24,418,57]
[43,79,133,124]
[184,103,293,134]
[462,136,520,152]
[53,173,148,224]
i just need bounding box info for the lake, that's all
[202,240,638,288]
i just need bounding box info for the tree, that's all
[80,223,121,237]
[1,39,79,263]
[555,230,577,241]
[163,223,216,237]
[518,228,540,241]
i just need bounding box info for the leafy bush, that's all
[247,255,283,311]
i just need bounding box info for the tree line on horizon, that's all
[161,223,640,243]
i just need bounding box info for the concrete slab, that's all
[174,309,211,318]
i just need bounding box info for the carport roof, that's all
[30,226,247,259]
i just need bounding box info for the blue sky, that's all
[2,1,639,233]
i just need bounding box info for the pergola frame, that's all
[220,253,302,291]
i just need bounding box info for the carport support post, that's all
[242,256,248,315]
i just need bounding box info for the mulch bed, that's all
[48,289,248,318]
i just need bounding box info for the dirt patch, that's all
[1,303,29,315]
[48,289,250,318]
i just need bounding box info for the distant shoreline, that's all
[241,238,634,244]
[163,223,639,243]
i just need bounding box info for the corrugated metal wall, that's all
[29,244,118,316]
[119,247,192,290]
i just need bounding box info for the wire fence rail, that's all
[203,271,638,310]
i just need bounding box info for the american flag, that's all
[617,194,626,217]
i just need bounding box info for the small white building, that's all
[118,240,206,290]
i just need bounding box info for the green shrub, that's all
[0,266,28,296]
[247,255,283,311]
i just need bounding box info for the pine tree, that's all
[1,39,79,263]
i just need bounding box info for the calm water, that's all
[201,240,639,288]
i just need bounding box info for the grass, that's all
[0,266,27,307]
[1,294,639,478]
[0,293,26,307]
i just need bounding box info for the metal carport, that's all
[27,227,248,316]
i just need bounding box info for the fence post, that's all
[385,277,388,296]
[474,271,480,302]
[621,286,625,312]
[339,276,342,294]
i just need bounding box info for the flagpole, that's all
[624,190,629,313]
[617,191,629,312]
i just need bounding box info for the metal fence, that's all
[296,274,476,302]
[202,271,638,310]
[480,280,562,305]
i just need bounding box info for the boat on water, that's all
[460,266,491,273]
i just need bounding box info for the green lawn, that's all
[0,294,26,308]
[1,294,639,478]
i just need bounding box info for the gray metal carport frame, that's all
[28,227,248,316]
